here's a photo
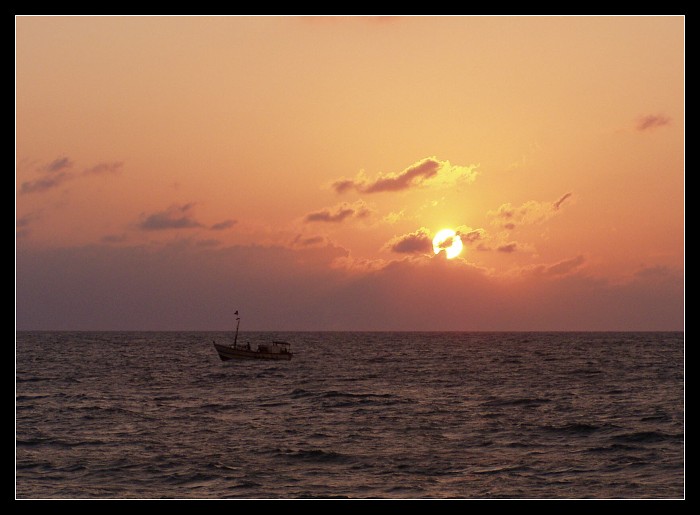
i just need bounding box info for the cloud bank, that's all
[15,243,683,331]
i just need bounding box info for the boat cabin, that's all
[258,341,291,354]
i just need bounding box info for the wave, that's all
[480,397,551,408]
[473,464,532,475]
[612,431,682,444]
[277,448,352,463]
[540,423,602,435]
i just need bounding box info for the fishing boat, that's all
[212,311,293,361]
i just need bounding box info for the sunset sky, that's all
[16,16,684,331]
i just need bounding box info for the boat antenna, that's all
[234,310,240,347]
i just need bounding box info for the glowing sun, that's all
[433,228,463,259]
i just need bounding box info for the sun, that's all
[432,228,463,259]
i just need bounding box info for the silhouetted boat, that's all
[212,311,293,361]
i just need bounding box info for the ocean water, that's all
[16,332,684,499]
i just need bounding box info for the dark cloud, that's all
[436,236,454,250]
[363,158,441,193]
[20,157,123,194]
[293,235,326,247]
[384,228,433,254]
[457,227,486,244]
[16,212,40,238]
[46,157,73,172]
[636,114,671,131]
[83,161,124,175]
[139,203,203,231]
[304,202,371,223]
[553,192,572,210]
[15,244,682,331]
[20,172,71,194]
[497,242,518,253]
[210,219,237,231]
[331,179,357,194]
[332,157,477,194]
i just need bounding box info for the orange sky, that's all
[16,16,684,330]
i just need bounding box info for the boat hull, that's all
[213,342,293,361]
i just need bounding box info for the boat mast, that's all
[233,310,240,347]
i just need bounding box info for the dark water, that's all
[16,332,684,499]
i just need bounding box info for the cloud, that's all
[20,157,123,194]
[456,226,486,245]
[332,157,477,194]
[497,242,518,253]
[15,242,682,331]
[553,192,572,210]
[46,157,73,172]
[196,239,221,247]
[210,219,237,231]
[138,203,203,231]
[292,234,326,247]
[636,114,671,131]
[490,192,573,230]
[383,227,433,254]
[83,161,124,175]
[19,157,74,194]
[20,173,71,194]
[20,156,73,194]
[304,201,372,223]
[519,255,586,277]
[101,233,127,243]
[16,212,41,238]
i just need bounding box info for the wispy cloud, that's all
[553,192,572,210]
[46,157,73,172]
[16,212,41,238]
[83,161,124,175]
[304,201,372,223]
[490,192,573,230]
[20,156,74,194]
[497,242,518,253]
[21,156,124,194]
[636,114,671,131]
[20,173,71,194]
[383,227,433,254]
[519,255,586,277]
[292,234,327,247]
[332,157,478,194]
[210,219,237,231]
[139,203,203,231]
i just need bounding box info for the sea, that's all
[16,332,684,499]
